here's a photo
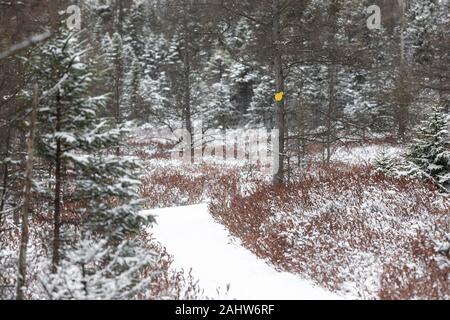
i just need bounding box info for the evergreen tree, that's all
[26,29,155,299]
[406,103,450,189]
[374,151,399,176]
[196,49,235,130]
[139,32,171,126]
[123,53,143,121]
[103,32,126,125]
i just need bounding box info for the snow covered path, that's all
[147,204,341,300]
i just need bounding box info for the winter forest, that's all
[0,0,449,301]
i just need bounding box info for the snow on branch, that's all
[41,74,69,99]
[0,31,52,60]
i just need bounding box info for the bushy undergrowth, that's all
[139,159,263,209]
[135,138,448,300]
[139,161,215,209]
[209,164,449,299]
[0,216,203,300]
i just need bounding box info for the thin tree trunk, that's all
[113,4,124,156]
[16,84,38,300]
[297,101,305,167]
[0,129,11,223]
[272,0,286,185]
[52,93,62,273]
[182,1,194,161]
[397,0,408,139]
[114,46,123,156]
[398,0,406,65]
[325,1,339,165]
[116,0,124,35]
[326,65,337,165]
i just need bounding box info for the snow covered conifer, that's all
[102,32,126,125]
[123,1,148,58]
[196,50,235,129]
[374,151,399,176]
[406,103,450,190]
[123,53,143,120]
[26,29,155,299]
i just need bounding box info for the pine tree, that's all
[123,53,142,121]
[139,33,171,125]
[247,73,275,128]
[374,151,399,176]
[103,32,126,125]
[123,0,148,58]
[26,29,155,299]
[406,103,450,189]
[196,49,235,130]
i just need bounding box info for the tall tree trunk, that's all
[182,1,194,161]
[397,0,408,139]
[272,0,286,185]
[114,41,123,156]
[52,93,62,273]
[0,129,11,223]
[297,100,305,167]
[326,65,337,165]
[16,84,38,300]
[114,1,124,156]
[115,0,124,35]
[325,1,339,165]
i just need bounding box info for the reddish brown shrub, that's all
[140,161,241,209]
[140,233,203,300]
[209,164,449,299]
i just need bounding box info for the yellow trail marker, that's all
[275,92,285,102]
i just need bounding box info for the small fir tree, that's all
[26,29,155,299]
[406,103,450,189]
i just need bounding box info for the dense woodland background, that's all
[2,0,449,176]
[0,0,449,300]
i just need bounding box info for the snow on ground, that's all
[331,144,403,165]
[146,204,341,300]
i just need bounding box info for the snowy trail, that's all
[146,204,341,300]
